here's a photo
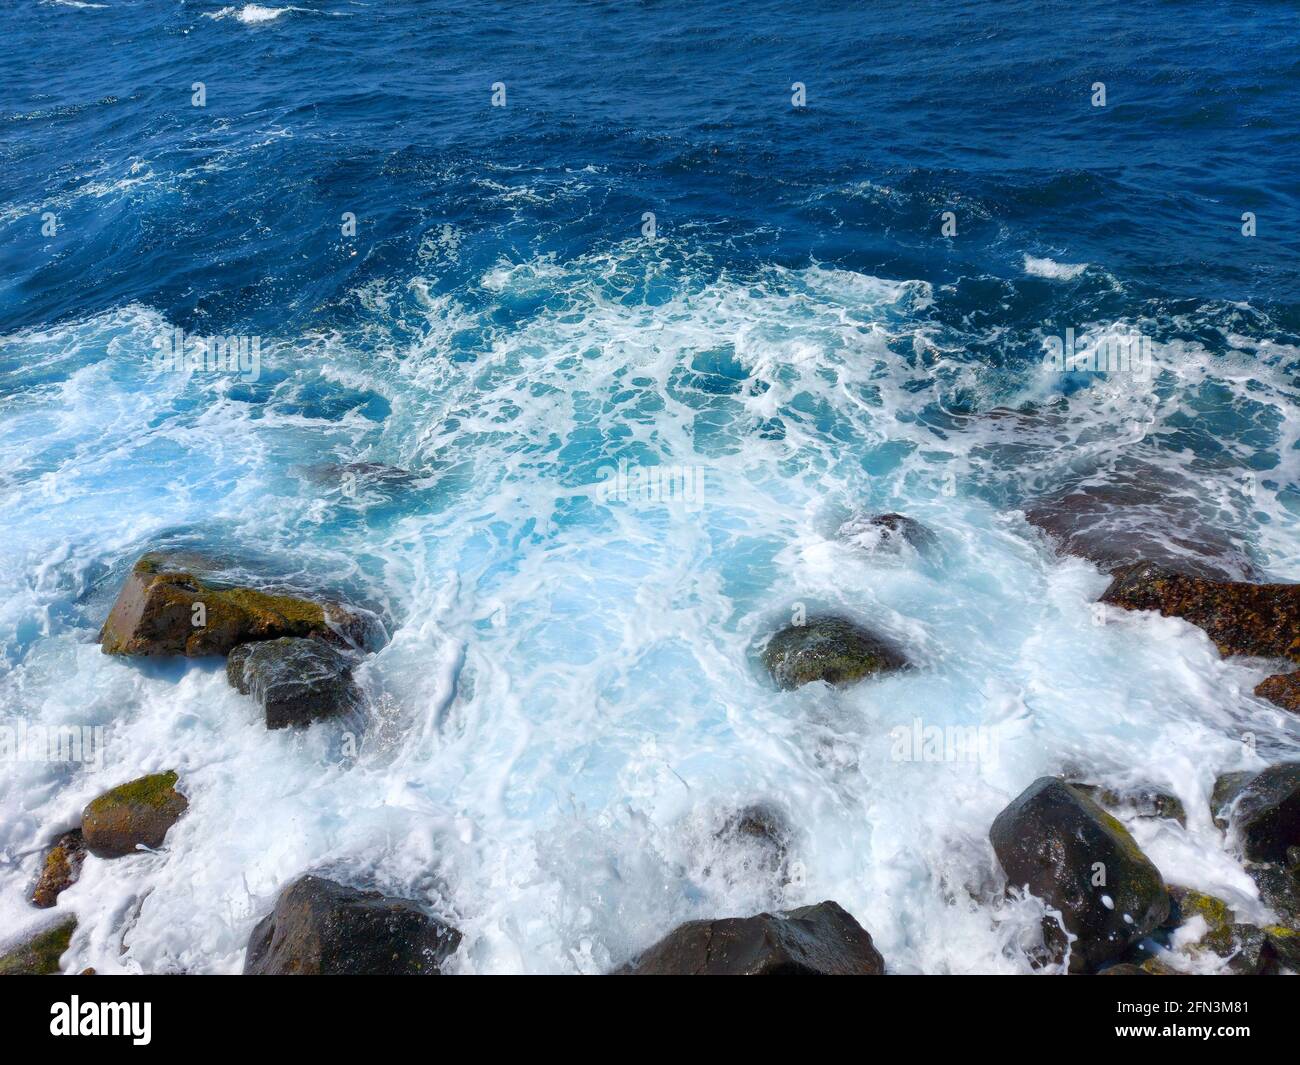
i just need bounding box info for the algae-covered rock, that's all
[31,830,86,909]
[1099,562,1300,661]
[1230,763,1300,864]
[617,900,884,975]
[1099,962,1151,975]
[990,777,1170,973]
[100,555,373,657]
[244,875,461,975]
[1167,886,1235,956]
[1070,782,1186,827]
[762,615,909,690]
[81,771,188,859]
[227,637,363,730]
[0,917,76,975]
[1256,672,1300,713]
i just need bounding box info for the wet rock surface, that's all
[762,615,909,690]
[618,900,884,975]
[31,830,86,908]
[1229,763,1300,864]
[0,916,76,975]
[100,555,375,657]
[1100,563,1300,662]
[1256,671,1300,712]
[244,875,462,975]
[990,777,1170,973]
[1068,782,1187,827]
[837,512,938,555]
[81,771,188,859]
[227,636,363,730]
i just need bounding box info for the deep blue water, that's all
[1,0,1299,974]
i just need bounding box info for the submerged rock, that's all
[618,901,884,975]
[1069,782,1186,827]
[1099,563,1300,662]
[0,917,76,975]
[1229,764,1300,864]
[227,637,363,730]
[1256,672,1300,713]
[81,771,188,859]
[100,555,374,657]
[244,875,461,975]
[710,804,793,886]
[762,615,909,690]
[838,512,938,556]
[990,777,1170,973]
[31,830,86,908]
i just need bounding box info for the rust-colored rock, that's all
[1100,563,1300,662]
[1256,672,1300,713]
[31,830,86,908]
[81,771,188,859]
[100,555,370,657]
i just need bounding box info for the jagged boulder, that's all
[31,830,86,908]
[762,615,908,690]
[81,771,188,859]
[618,901,884,975]
[100,555,375,657]
[1099,563,1300,662]
[227,637,363,730]
[244,875,461,975]
[1230,764,1300,864]
[990,777,1170,973]
[0,917,76,975]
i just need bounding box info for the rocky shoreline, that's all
[3,503,1299,975]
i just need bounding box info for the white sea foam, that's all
[0,252,1297,974]
[1024,254,1089,280]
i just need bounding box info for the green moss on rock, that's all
[0,917,76,975]
[762,615,909,690]
[82,771,188,859]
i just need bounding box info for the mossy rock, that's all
[1100,562,1300,662]
[82,771,188,859]
[31,830,86,908]
[0,917,76,975]
[100,555,371,657]
[1070,782,1187,827]
[762,615,909,690]
[1168,886,1235,956]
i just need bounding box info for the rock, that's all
[81,771,188,859]
[1229,763,1300,863]
[1024,466,1254,582]
[990,777,1170,973]
[0,917,76,975]
[100,555,374,657]
[1098,962,1150,975]
[837,512,938,555]
[31,830,86,908]
[762,615,909,690]
[618,901,884,975]
[1069,782,1186,827]
[1167,886,1235,956]
[227,637,363,730]
[1099,563,1300,662]
[1226,923,1300,975]
[1256,672,1300,713]
[1211,770,1255,829]
[244,875,461,975]
[1248,859,1300,927]
[710,804,792,885]
[300,461,418,493]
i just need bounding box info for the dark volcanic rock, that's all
[1098,962,1151,975]
[227,637,363,730]
[1248,860,1300,928]
[100,555,375,657]
[31,830,86,908]
[618,901,884,975]
[838,512,939,555]
[1256,672,1300,713]
[1099,563,1300,662]
[0,917,76,975]
[1069,782,1187,827]
[1211,771,1255,830]
[990,777,1170,973]
[244,875,461,975]
[1226,764,1300,864]
[81,771,188,859]
[711,804,792,885]
[762,615,909,690]
[1023,463,1255,581]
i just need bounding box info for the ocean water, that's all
[0,0,1298,974]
